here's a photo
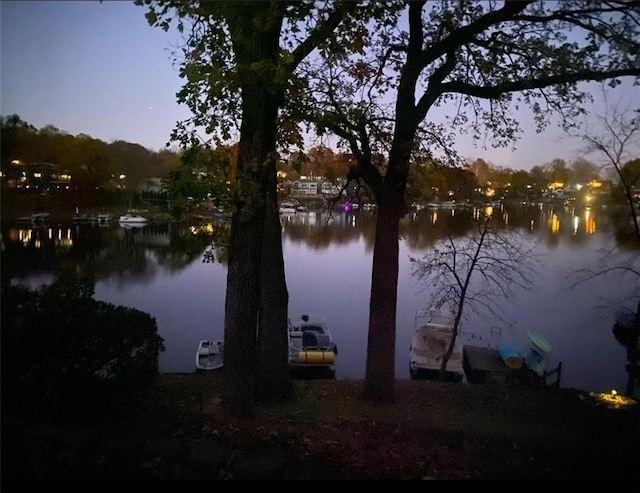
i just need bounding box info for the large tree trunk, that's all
[222,9,284,418]
[361,191,403,402]
[361,1,423,401]
[361,118,413,402]
[256,159,293,402]
[223,207,263,418]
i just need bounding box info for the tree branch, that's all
[419,0,534,67]
[287,1,360,72]
[439,68,640,99]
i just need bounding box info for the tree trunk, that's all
[361,184,405,402]
[440,305,464,380]
[223,209,263,418]
[222,10,284,417]
[256,159,293,402]
[360,2,424,400]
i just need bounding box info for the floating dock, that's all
[463,345,512,384]
[462,345,562,387]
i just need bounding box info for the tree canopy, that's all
[298,0,640,401]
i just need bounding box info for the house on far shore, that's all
[137,177,164,193]
[1,161,71,192]
[291,180,320,196]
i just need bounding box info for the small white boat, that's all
[119,222,146,230]
[288,315,337,377]
[409,309,464,382]
[279,202,298,214]
[118,214,148,224]
[195,340,224,371]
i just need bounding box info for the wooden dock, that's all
[462,345,562,387]
[463,345,512,384]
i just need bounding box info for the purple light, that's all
[343,203,350,211]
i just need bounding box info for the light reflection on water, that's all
[4,204,637,393]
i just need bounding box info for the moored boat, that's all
[525,331,552,376]
[118,213,148,224]
[498,344,524,369]
[279,201,298,214]
[288,314,337,378]
[195,340,224,371]
[527,331,552,354]
[409,309,464,382]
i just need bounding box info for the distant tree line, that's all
[2,116,636,214]
[0,114,181,194]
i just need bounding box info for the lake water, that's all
[4,203,637,393]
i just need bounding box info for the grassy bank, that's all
[2,373,638,486]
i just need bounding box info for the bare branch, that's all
[410,214,541,378]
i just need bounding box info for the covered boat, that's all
[288,315,337,378]
[409,309,464,382]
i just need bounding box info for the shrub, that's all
[1,279,165,420]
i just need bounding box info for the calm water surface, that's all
[5,204,636,393]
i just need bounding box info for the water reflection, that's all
[2,203,632,281]
[2,203,635,291]
[3,203,637,393]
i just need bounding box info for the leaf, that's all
[144,10,157,27]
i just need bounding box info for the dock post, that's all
[543,361,562,388]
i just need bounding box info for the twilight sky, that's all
[2,1,638,171]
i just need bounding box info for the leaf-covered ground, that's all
[2,374,638,488]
